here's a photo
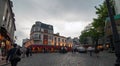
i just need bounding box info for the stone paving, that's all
[3,51,116,66]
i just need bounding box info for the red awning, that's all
[30,45,61,49]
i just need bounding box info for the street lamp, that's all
[105,0,120,66]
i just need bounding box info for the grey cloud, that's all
[13,0,104,23]
[15,30,27,45]
[11,0,104,46]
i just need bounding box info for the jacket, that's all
[6,48,21,61]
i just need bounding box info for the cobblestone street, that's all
[4,51,116,66]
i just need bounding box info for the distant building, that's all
[22,38,29,47]
[53,33,66,46]
[73,37,80,44]
[66,37,73,47]
[23,39,33,48]
[30,21,53,45]
[24,21,73,52]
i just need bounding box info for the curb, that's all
[0,63,10,66]
[0,56,7,66]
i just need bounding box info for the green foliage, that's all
[92,1,108,34]
[79,30,89,44]
[79,0,114,44]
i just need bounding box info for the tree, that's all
[79,0,114,46]
[92,1,108,37]
[79,30,89,44]
[92,0,114,37]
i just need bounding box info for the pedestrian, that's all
[43,48,47,53]
[29,47,32,56]
[87,46,94,56]
[6,43,21,66]
[21,46,26,58]
[74,47,77,53]
[26,47,30,57]
[72,46,77,53]
[94,48,100,57]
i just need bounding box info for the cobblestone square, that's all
[5,51,116,66]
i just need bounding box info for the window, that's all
[58,38,60,41]
[34,33,39,39]
[33,27,36,32]
[39,34,41,39]
[62,39,64,42]
[3,9,8,25]
[49,25,52,29]
[35,27,39,31]
[41,28,44,32]
[54,37,57,45]
[49,30,53,34]
[43,35,48,45]
[48,30,50,34]
[48,35,53,40]
[8,19,12,32]
[2,16,5,21]
[44,29,48,33]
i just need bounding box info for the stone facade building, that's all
[30,21,54,45]
[0,0,16,58]
[24,21,73,52]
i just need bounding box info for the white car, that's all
[87,47,95,52]
[77,46,87,53]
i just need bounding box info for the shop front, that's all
[29,45,64,53]
[29,44,72,53]
[0,27,12,58]
[105,14,120,52]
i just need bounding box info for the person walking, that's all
[94,48,100,57]
[29,47,32,56]
[87,46,94,56]
[21,46,26,58]
[26,47,30,57]
[6,43,21,66]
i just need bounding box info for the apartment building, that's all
[30,21,53,45]
[53,33,66,46]
[24,21,73,52]
[0,0,16,56]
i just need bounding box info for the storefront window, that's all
[0,34,4,40]
[1,42,5,56]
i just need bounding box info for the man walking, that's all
[87,46,94,56]
[6,43,21,66]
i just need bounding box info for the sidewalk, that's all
[94,50,116,66]
[81,50,116,66]
[0,56,10,66]
[0,60,7,66]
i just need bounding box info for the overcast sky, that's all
[11,0,104,46]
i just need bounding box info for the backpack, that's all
[10,49,21,62]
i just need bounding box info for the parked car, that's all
[77,46,87,53]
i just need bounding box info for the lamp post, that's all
[106,0,120,66]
